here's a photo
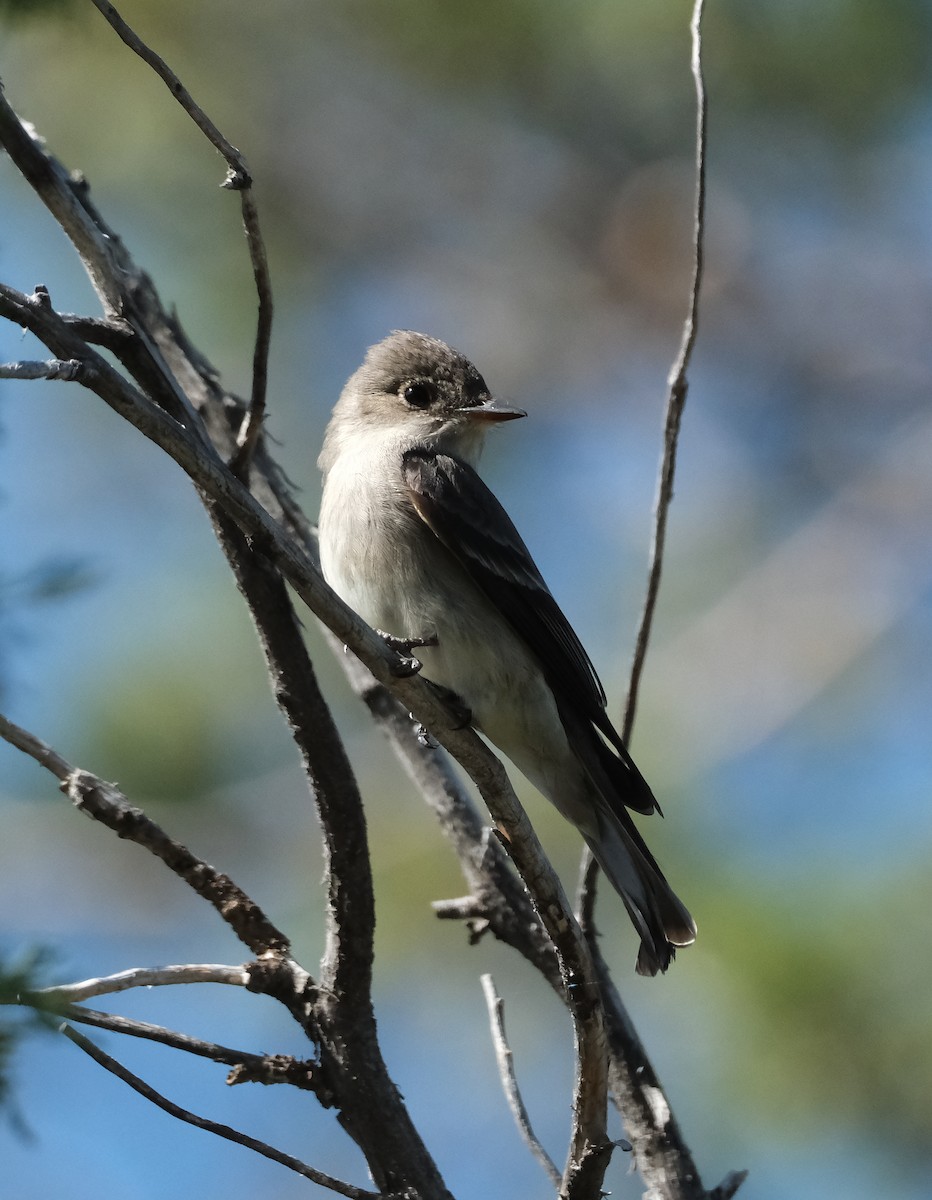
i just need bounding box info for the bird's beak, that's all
[466,397,527,422]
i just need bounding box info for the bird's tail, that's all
[583,805,696,976]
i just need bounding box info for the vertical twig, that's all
[623,0,707,745]
[579,0,708,921]
[231,188,273,474]
[576,6,719,1198]
[481,974,562,1192]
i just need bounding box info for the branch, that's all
[574,6,732,1199]
[59,1024,374,1198]
[592,939,706,1200]
[621,0,708,747]
[481,974,561,1191]
[0,711,290,957]
[14,965,322,1090]
[335,639,561,990]
[0,269,611,1193]
[0,358,83,381]
[21,1001,320,1091]
[88,0,272,472]
[24,963,249,1002]
[200,506,454,1197]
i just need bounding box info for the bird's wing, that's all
[403,446,609,710]
[403,448,659,816]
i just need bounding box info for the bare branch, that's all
[335,640,561,989]
[0,272,611,1191]
[622,0,708,746]
[573,7,727,1199]
[0,711,290,957]
[711,1171,750,1200]
[21,1001,320,1092]
[89,0,247,175]
[592,938,710,1200]
[88,0,273,476]
[481,974,561,1191]
[0,711,73,780]
[25,964,249,1003]
[201,507,453,1196]
[59,1024,375,1198]
[61,313,134,349]
[0,358,83,381]
[230,187,273,476]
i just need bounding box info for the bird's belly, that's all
[318,472,584,819]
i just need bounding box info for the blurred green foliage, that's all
[0,949,57,1136]
[713,0,932,136]
[0,0,73,20]
[706,873,932,1154]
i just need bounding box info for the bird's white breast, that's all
[318,433,582,817]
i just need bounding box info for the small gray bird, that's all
[318,330,696,974]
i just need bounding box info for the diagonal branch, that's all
[22,1001,320,1091]
[335,639,561,990]
[0,358,84,381]
[0,269,612,1196]
[59,1024,375,1198]
[0,711,289,957]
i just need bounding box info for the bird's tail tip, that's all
[585,824,696,977]
[635,912,697,976]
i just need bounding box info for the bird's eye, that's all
[402,381,433,409]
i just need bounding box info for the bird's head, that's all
[320,331,525,472]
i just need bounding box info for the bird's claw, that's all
[376,629,438,677]
[411,720,439,749]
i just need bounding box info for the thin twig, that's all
[27,964,250,1003]
[481,974,561,1191]
[711,1172,750,1200]
[89,0,273,477]
[623,0,708,746]
[574,6,724,1199]
[231,188,273,476]
[60,1023,374,1198]
[0,711,73,780]
[24,1001,320,1091]
[577,0,709,920]
[88,0,248,177]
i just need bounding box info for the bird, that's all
[317,330,696,974]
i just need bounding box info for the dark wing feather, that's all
[403,449,658,815]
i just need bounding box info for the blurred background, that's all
[2,1,931,1197]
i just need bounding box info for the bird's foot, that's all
[376,630,438,677]
[411,721,439,749]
